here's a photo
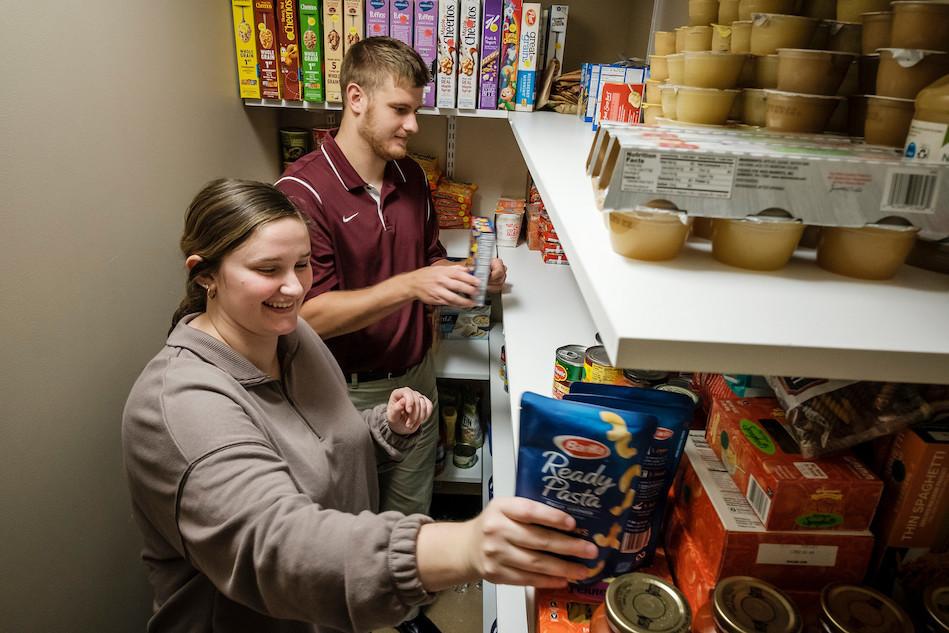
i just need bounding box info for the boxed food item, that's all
[513,3,541,112]
[414,0,438,107]
[544,5,568,79]
[536,583,606,633]
[231,0,261,99]
[323,0,344,102]
[389,0,413,45]
[436,0,459,108]
[275,0,302,100]
[467,217,495,306]
[439,305,490,339]
[597,83,643,126]
[456,0,480,109]
[254,0,281,99]
[343,0,364,54]
[705,398,883,531]
[497,0,521,110]
[590,65,646,130]
[668,433,875,592]
[366,0,389,37]
[299,0,324,102]
[479,0,503,109]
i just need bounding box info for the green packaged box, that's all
[299,0,325,102]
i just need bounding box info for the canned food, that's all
[553,344,586,398]
[712,576,802,633]
[655,383,700,406]
[584,345,626,386]
[820,583,913,633]
[595,572,691,633]
[453,442,479,469]
[924,584,949,633]
[279,127,310,162]
[623,368,671,388]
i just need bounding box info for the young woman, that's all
[122,179,596,633]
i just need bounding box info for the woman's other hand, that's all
[386,387,433,436]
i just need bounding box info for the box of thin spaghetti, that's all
[467,217,495,306]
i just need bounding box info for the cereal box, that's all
[597,83,643,127]
[390,0,413,45]
[467,217,495,306]
[343,0,364,54]
[436,0,459,108]
[366,0,389,37]
[705,398,884,531]
[414,0,438,107]
[497,0,521,110]
[275,0,302,100]
[232,1,261,99]
[455,0,480,109]
[478,0,503,109]
[544,5,568,79]
[513,2,540,112]
[254,0,281,99]
[299,0,324,102]
[323,0,344,102]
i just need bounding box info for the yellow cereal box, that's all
[231,0,261,98]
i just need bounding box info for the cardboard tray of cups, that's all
[587,123,949,234]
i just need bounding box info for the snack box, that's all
[389,0,413,45]
[254,0,281,99]
[598,83,643,127]
[275,0,302,100]
[705,398,883,531]
[436,0,459,108]
[874,422,949,549]
[343,0,364,54]
[595,125,949,233]
[323,0,344,102]
[414,0,438,107]
[231,0,262,99]
[591,65,646,130]
[299,0,324,102]
[366,0,389,37]
[668,433,875,592]
[544,5,568,79]
[497,0,521,110]
[467,217,495,306]
[478,0,502,109]
[512,3,540,112]
[456,0,480,109]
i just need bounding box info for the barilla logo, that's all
[653,427,674,441]
[419,1,435,11]
[554,435,610,459]
[371,0,385,8]
[526,8,537,26]
[395,0,409,9]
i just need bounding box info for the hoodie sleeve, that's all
[361,403,420,468]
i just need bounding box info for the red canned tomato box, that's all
[705,397,883,531]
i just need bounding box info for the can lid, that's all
[924,584,949,632]
[605,573,691,633]
[623,369,671,383]
[819,583,914,633]
[585,345,613,367]
[557,345,586,363]
[712,576,802,633]
[655,384,699,405]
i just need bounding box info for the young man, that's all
[276,38,506,518]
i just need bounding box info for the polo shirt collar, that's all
[321,130,408,193]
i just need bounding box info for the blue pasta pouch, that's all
[565,384,694,574]
[516,391,657,584]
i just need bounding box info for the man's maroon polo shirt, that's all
[275,133,446,376]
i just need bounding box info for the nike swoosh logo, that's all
[342,213,359,223]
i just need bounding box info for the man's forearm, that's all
[300,273,416,339]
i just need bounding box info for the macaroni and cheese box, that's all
[544,5,568,79]
[478,0,502,109]
[706,398,883,531]
[414,0,438,107]
[513,2,540,112]
[299,0,324,102]
[232,0,261,99]
[254,0,281,99]
[323,0,344,102]
[275,0,302,100]
[390,0,413,45]
[343,0,364,54]
[497,0,521,110]
[456,0,480,109]
[436,0,459,108]
[366,0,389,37]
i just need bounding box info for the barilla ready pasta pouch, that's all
[516,391,657,583]
[565,384,693,574]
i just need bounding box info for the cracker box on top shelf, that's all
[436,0,459,108]
[366,0,389,37]
[343,0,364,54]
[323,0,344,102]
[479,0,502,109]
[705,398,884,532]
[254,0,281,99]
[456,0,480,109]
[299,0,324,102]
[389,0,413,45]
[513,2,540,112]
[231,0,261,99]
[496,0,521,111]
[275,0,302,100]
[414,0,438,107]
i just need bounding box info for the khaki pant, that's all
[347,351,439,516]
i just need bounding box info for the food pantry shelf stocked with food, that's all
[244,98,513,118]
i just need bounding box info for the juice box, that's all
[705,398,884,531]
[436,0,459,108]
[478,0,503,109]
[366,0,389,37]
[544,5,568,79]
[275,0,302,100]
[456,0,480,109]
[497,0,521,110]
[513,3,540,112]
[254,0,281,99]
[299,0,324,102]
[414,0,438,107]
[390,0,414,46]
[323,0,344,102]
[231,0,261,99]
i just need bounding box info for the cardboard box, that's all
[592,65,646,130]
[467,217,495,306]
[436,0,459,108]
[706,398,883,531]
[597,83,643,127]
[478,0,502,109]
[668,433,875,592]
[343,0,364,54]
[544,5,568,79]
[275,0,302,100]
[232,0,262,99]
[496,0,521,110]
[299,0,324,102]
[456,0,480,109]
[366,0,389,37]
[513,2,540,112]
[254,0,281,99]
[323,0,344,102]
[414,0,438,107]
[390,0,413,45]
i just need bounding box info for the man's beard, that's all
[359,106,407,161]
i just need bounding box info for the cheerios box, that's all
[299,0,324,102]
[322,0,343,102]
[456,0,480,109]
[275,0,302,100]
[705,398,883,531]
[231,0,261,99]
[254,0,281,99]
[436,0,459,108]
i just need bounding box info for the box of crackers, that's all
[275,0,302,100]
[254,0,281,99]
[323,0,344,102]
[390,0,414,45]
[299,0,324,102]
[436,0,459,108]
[478,0,502,109]
[366,0,389,38]
[456,0,480,109]
[343,0,364,54]
[414,0,438,107]
[231,0,261,99]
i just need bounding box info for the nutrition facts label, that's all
[621,152,736,198]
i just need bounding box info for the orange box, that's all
[598,83,644,125]
[275,0,302,100]
[706,398,883,531]
[536,584,605,633]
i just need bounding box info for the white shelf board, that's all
[440,228,470,259]
[508,111,949,384]
[435,445,482,485]
[434,337,490,381]
[244,99,509,118]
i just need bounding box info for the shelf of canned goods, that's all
[508,111,949,385]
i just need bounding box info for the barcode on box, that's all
[881,169,940,214]
[620,528,650,553]
[747,475,771,524]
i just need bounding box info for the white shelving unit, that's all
[244,98,509,118]
[435,445,482,485]
[434,338,491,381]
[440,228,470,259]
[508,111,949,385]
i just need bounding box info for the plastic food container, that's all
[848,94,870,136]
[711,214,805,270]
[661,84,679,118]
[742,88,769,124]
[645,78,664,104]
[837,0,893,22]
[755,53,780,88]
[690,0,721,26]
[915,74,949,123]
[827,20,864,53]
[683,25,714,51]
[776,48,857,95]
[817,223,920,279]
[683,51,748,88]
[650,54,670,81]
[750,13,819,55]
[801,0,837,19]
[861,11,892,54]
[712,23,733,51]
[820,584,915,633]
[655,30,677,55]
[667,53,686,83]
[731,20,753,52]
[720,0,741,24]
[877,48,949,99]
[765,89,844,132]
[642,102,664,125]
[608,206,692,261]
[738,0,796,21]
[890,1,949,51]
[677,86,741,123]
[858,53,880,93]
[864,95,915,146]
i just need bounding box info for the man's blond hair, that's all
[340,36,431,103]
